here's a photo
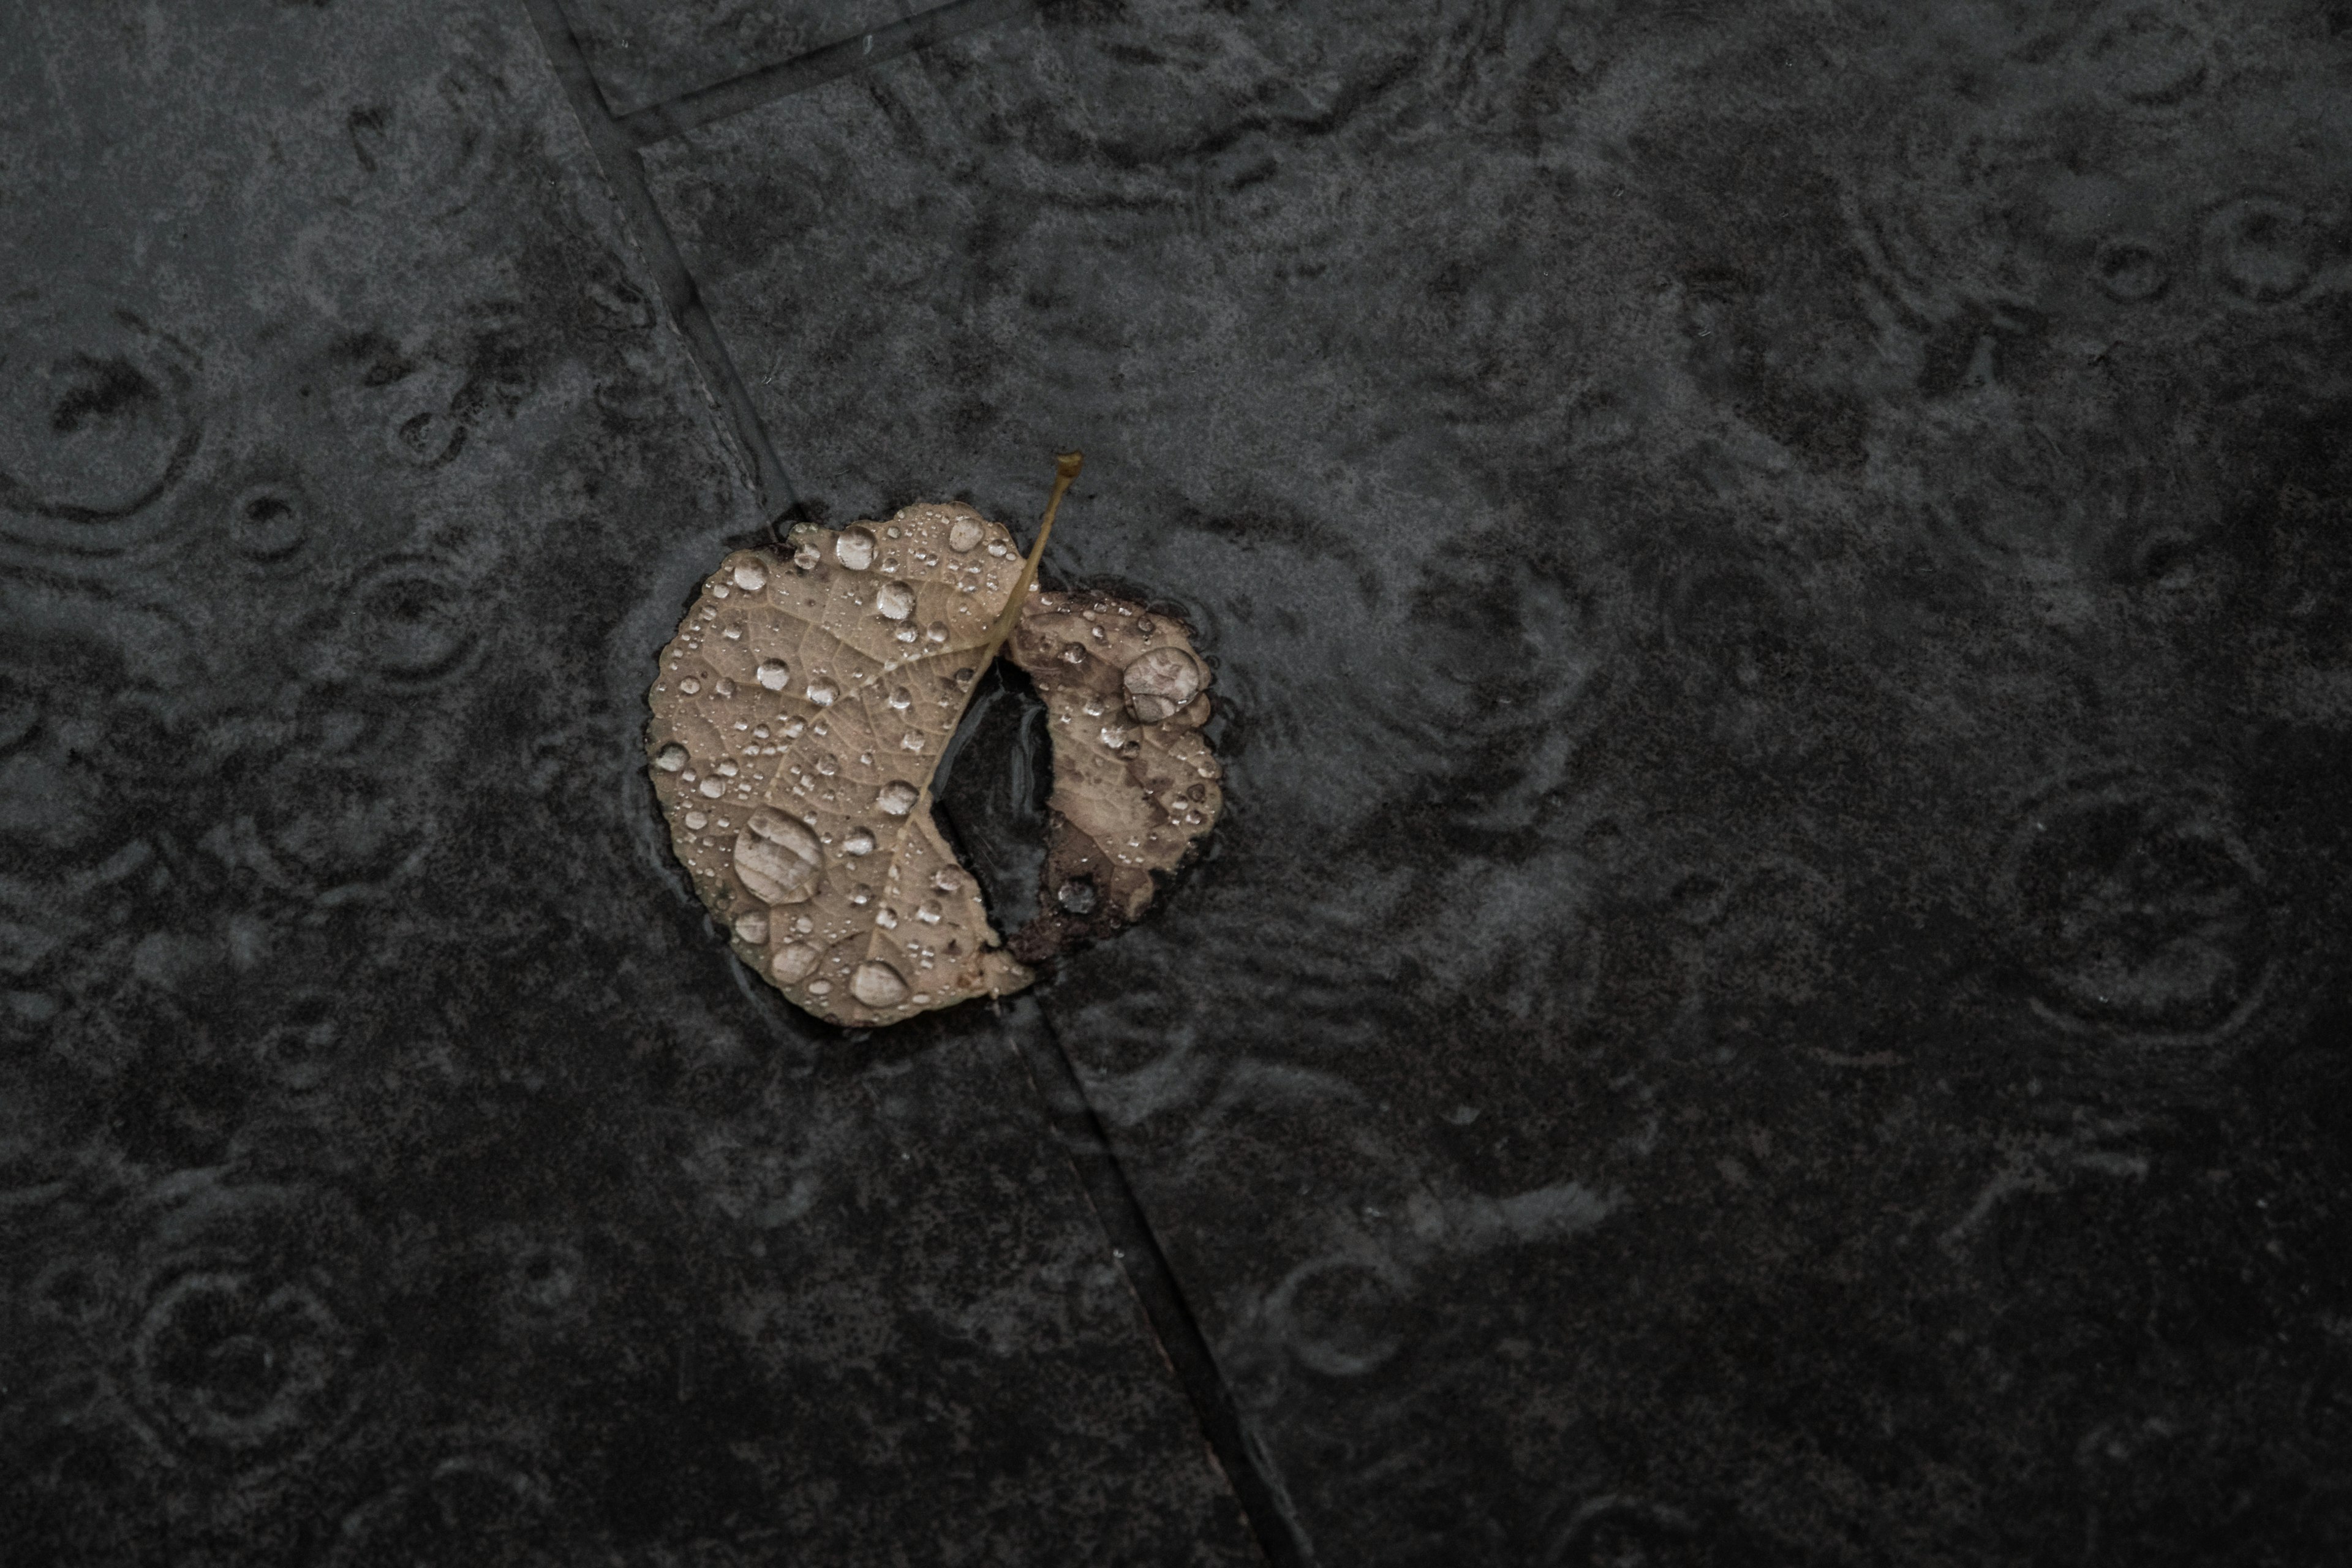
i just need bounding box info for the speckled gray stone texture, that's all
[643,1,2352,1562]
[0,2,1261,1564]
[569,0,917,113]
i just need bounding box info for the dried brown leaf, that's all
[1008,592,1223,959]
[646,465,1222,1027]
[646,502,1037,1026]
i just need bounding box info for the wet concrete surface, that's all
[7,0,2352,1564]
[0,3,1257,1564]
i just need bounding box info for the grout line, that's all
[1006,999,1315,1568]
[616,0,1037,146]
[521,0,801,518]
[527,0,1301,1554]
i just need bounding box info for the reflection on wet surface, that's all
[9,0,2352,1562]
[930,660,1053,938]
[639,0,2352,1558]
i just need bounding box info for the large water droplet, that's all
[733,560,769,592]
[805,679,836,707]
[835,527,877,571]
[1123,646,1204,722]
[916,900,943,924]
[851,961,909,1008]
[876,780,919,816]
[948,516,984,552]
[755,658,790,691]
[734,812,823,904]
[924,622,949,646]
[876,581,914,620]
[793,543,820,571]
[888,687,913,710]
[654,742,688,772]
[733,910,769,944]
[772,942,820,982]
[843,826,876,856]
[679,677,701,695]
[698,777,725,798]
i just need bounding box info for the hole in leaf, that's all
[930,659,1054,937]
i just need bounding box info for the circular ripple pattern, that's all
[1543,1497,1709,1568]
[325,1455,598,1568]
[0,296,200,552]
[334,557,481,693]
[228,479,314,564]
[132,1268,352,1458]
[2206,195,2318,306]
[1270,1255,1415,1380]
[122,1178,372,1474]
[1996,775,2271,1045]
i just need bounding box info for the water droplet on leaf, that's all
[734,812,823,905]
[852,961,909,1008]
[1123,646,1204,722]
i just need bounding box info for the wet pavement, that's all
[6,2,2352,1564]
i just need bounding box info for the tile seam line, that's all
[613,0,1039,146]
[1015,1001,1316,1568]
[524,0,1302,1551]
[921,786,1306,1562]
[521,0,800,518]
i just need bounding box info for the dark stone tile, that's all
[643,2,2352,1561]
[565,0,916,116]
[0,3,1259,1564]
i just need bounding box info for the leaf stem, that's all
[973,450,1082,676]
